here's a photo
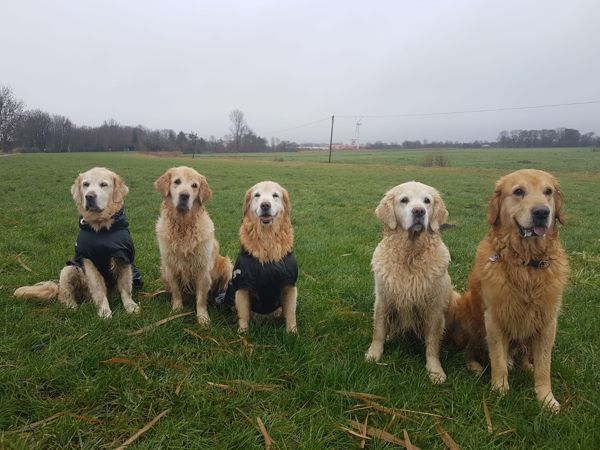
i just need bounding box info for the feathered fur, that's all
[446,169,569,411]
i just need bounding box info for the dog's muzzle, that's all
[518,206,550,237]
[177,193,190,211]
[85,193,100,211]
[259,202,274,224]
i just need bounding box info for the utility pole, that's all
[328,115,335,163]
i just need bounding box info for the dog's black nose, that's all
[179,192,190,201]
[85,193,96,201]
[260,202,271,211]
[532,206,550,220]
[412,207,425,217]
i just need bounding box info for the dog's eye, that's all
[424,198,431,204]
[100,182,108,188]
[174,179,181,185]
[254,192,260,198]
[513,188,525,197]
[544,188,553,196]
[273,193,279,198]
[82,182,90,187]
[191,183,198,189]
[400,197,409,203]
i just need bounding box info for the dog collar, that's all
[488,253,550,269]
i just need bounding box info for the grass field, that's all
[1,148,599,449]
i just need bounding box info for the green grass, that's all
[0,149,599,449]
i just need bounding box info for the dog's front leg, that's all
[162,264,183,312]
[424,313,447,384]
[58,266,82,309]
[235,289,251,333]
[485,310,510,394]
[281,285,298,333]
[532,317,560,412]
[83,259,111,318]
[365,282,387,362]
[114,262,139,314]
[194,271,211,326]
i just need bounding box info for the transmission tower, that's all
[351,117,362,149]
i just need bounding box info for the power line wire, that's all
[335,99,600,119]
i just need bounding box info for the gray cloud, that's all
[2,0,599,143]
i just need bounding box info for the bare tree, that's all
[0,85,25,149]
[229,109,247,153]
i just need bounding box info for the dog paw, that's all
[365,346,383,362]
[428,370,447,385]
[541,395,561,413]
[98,306,113,319]
[237,326,249,334]
[197,313,210,327]
[467,360,484,375]
[491,380,510,395]
[286,325,298,334]
[125,302,140,314]
[171,304,184,313]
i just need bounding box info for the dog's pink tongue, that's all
[534,226,547,236]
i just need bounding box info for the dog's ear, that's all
[112,173,129,204]
[281,187,291,215]
[71,174,83,208]
[198,176,212,205]
[154,169,172,198]
[429,189,448,232]
[487,186,502,226]
[554,182,565,225]
[242,188,253,216]
[375,194,397,230]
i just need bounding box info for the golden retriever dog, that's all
[223,181,298,333]
[446,169,569,412]
[154,166,232,325]
[365,181,452,384]
[14,167,140,318]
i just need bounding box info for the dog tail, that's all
[14,281,59,301]
[211,255,233,294]
[445,290,469,347]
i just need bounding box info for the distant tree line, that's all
[496,128,599,148]
[2,85,598,153]
[0,86,280,153]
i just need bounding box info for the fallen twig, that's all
[115,409,169,450]
[435,421,460,450]
[256,417,275,449]
[403,430,415,450]
[334,390,387,401]
[11,412,65,433]
[128,312,193,336]
[482,397,493,434]
[183,327,220,345]
[140,289,167,299]
[15,253,35,273]
[102,357,149,381]
[347,421,420,449]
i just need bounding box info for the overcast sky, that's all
[2,0,599,143]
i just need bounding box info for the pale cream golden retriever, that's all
[225,181,298,333]
[14,167,140,318]
[154,166,232,325]
[446,169,569,412]
[365,181,452,384]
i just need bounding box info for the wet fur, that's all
[235,181,297,333]
[155,166,232,325]
[14,167,139,318]
[365,182,452,384]
[446,169,569,411]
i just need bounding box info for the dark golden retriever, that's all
[446,169,569,411]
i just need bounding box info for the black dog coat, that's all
[223,248,298,314]
[67,209,142,287]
